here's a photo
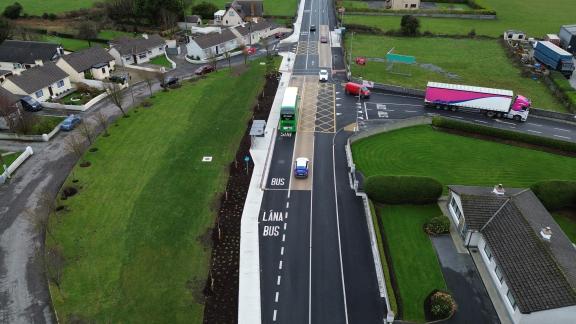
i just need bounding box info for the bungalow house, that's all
[234,20,273,46]
[221,0,263,26]
[56,47,116,82]
[108,34,166,66]
[0,40,64,72]
[178,15,203,31]
[214,10,226,25]
[386,0,420,10]
[447,185,576,324]
[186,29,239,60]
[0,61,71,102]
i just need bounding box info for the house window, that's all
[147,50,152,54]
[102,67,106,74]
[518,35,524,39]
[484,244,493,261]
[13,63,20,69]
[405,4,408,8]
[495,265,504,283]
[506,290,517,310]
[508,34,513,39]
[450,197,456,208]
[159,47,164,51]
[57,80,65,88]
[139,53,147,59]
[35,89,43,98]
[229,11,235,16]
[410,4,417,8]
[453,205,462,220]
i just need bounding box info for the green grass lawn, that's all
[98,30,133,41]
[378,204,447,323]
[0,0,98,15]
[345,0,575,36]
[149,55,173,68]
[43,35,100,52]
[193,0,297,16]
[553,210,576,243]
[342,0,370,9]
[47,62,268,322]
[0,151,19,168]
[348,35,565,111]
[352,125,576,189]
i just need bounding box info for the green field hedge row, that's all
[531,180,576,211]
[549,71,576,110]
[343,7,496,16]
[365,175,443,205]
[431,117,576,153]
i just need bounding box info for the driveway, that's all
[431,235,500,324]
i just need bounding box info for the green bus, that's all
[279,87,299,133]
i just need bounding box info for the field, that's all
[43,35,100,51]
[344,0,575,37]
[348,35,565,111]
[352,126,576,189]
[0,0,98,15]
[47,62,267,322]
[193,0,298,16]
[377,205,447,323]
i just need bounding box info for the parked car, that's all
[310,25,316,32]
[320,35,328,43]
[162,76,180,88]
[246,46,257,55]
[60,115,81,131]
[319,69,329,82]
[195,65,215,75]
[109,73,129,84]
[20,95,43,112]
[294,157,310,178]
[275,32,285,39]
[344,82,371,98]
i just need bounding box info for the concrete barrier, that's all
[0,146,33,184]
[165,51,177,69]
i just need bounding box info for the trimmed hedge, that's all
[531,180,576,211]
[432,116,576,153]
[549,71,576,112]
[424,216,451,235]
[365,175,443,205]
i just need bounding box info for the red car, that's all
[246,46,257,55]
[355,57,367,65]
[195,65,215,75]
[344,82,371,98]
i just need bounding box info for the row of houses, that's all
[0,34,167,105]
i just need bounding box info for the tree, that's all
[224,50,231,70]
[105,0,136,23]
[3,2,23,19]
[0,17,11,43]
[135,0,184,24]
[143,75,154,96]
[79,121,94,145]
[239,44,248,65]
[77,21,100,47]
[95,111,109,136]
[191,1,218,19]
[105,82,127,117]
[0,94,20,133]
[208,52,217,71]
[159,7,178,36]
[400,15,420,36]
[65,135,85,165]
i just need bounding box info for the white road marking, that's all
[281,246,284,255]
[277,275,281,285]
[282,234,286,242]
[369,102,421,107]
[364,102,369,120]
[474,119,489,124]
[286,201,290,208]
[405,110,418,113]
[554,134,571,140]
[452,116,464,119]
[527,122,542,127]
[495,119,516,126]
[275,291,279,303]
[285,212,289,219]
[284,223,287,230]
[279,260,283,270]
[527,130,542,134]
[273,309,277,321]
[554,127,571,132]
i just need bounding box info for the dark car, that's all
[60,115,81,131]
[20,96,43,112]
[310,25,316,32]
[162,76,180,88]
[194,65,215,75]
[109,73,129,84]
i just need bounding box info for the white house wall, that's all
[448,192,464,227]
[0,61,24,72]
[222,8,243,26]
[91,64,113,80]
[55,59,84,82]
[1,79,26,96]
[513,305,576,324]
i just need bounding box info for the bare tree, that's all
[159,8,178,37]
[208,52,217,71]
[77,21,100,47]
[0,94,21,133]
[144,75,154,96]
[65,135,84,163]
[95,111,109,136]
[224,50,232,70]
[239,44,248,65]
[79,121,94,145]
[45,245,66,290]
[105,82,127,117]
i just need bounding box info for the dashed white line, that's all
[277,275,281,285]
[554,127,571,132]
[474,119,489,124]
[527,130,542,134]
[281,246,284,255]
[452,116,464,119]
[554,134,571,140]
[279,260,283,270]
[405,110,418,113]
[282,234,286,242]
[273,309,277,321]
[527,122,542,127]
[275,291,279,303]
[286,201,290,208]
[285,212,289,219]
[284,223,287,230]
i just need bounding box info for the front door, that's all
[48,86,54,97]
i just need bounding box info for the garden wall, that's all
[43,91,110,112]
[0,123,60,142]
[0,146,33,184]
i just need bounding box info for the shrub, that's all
[531,180,576,211]
[432,117,576,153]
[425,216,451,235]
[3,2,23,19]
[365,175,443,205]
[426,290,456,321]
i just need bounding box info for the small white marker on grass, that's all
[202,156,213,162]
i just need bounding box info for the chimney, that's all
[142,33,149,39]
[492,184,505,195]
[35,59,44,67]
[540,227,552,241]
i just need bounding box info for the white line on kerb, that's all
[279,260,283,270]
[282,234,286,242]
[281,246,284,255]
[277,275,281,285]
[554,127,571,132]
[554,134,571,140]
[273,309,277,321]
[275,291,279,303]
[284,223,287,230]
[527,130,542,134]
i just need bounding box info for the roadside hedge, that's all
[365,175,443,205]
[342,7,496,16]
[431,116,576,153]
[531,180,576,211]
[549,71,576,112]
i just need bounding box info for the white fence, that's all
[0,146,33,184]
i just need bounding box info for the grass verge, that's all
[377,204,447,323]
[47,61,268,323]
[553,210,576,243]
[347,35,565,111]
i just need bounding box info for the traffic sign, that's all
[386,53,416,64]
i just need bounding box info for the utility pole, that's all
[348,31,354,67]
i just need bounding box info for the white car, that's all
[319,69,329,82]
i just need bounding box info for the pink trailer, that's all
[425,82,531,121]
